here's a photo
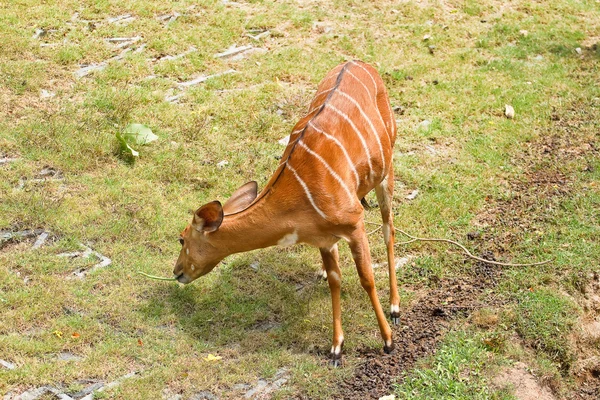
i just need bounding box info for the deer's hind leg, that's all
[375,171,400,325]
[348,222,394,354]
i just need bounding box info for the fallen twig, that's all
[395,227,551,267]
[364,221,551,267]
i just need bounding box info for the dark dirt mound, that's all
[336,263,501,399]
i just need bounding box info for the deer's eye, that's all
[179,238,184,245]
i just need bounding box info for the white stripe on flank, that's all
[298,141,355,202]
[336,91,386,174]
[347,69,391,139]
[287,164,328,220]
[308,121,360,186]
[346,69,374,98]
[305,88,334,115]
[314,87,334,100]
[351,61,378,96]
[325,103,373,176]
[307,103,324,116]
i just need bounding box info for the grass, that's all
[1,0,599,398]
[395,331,513,400]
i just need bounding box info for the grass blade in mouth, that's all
[137,271,178,281]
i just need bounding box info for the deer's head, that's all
[173,181,258,284]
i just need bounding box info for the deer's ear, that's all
[193,201,224,233]
[222,181,258,214]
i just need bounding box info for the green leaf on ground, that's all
[116,124,157,157]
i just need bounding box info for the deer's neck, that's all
[210,192,296,256]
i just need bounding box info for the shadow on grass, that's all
[140,256,331,355]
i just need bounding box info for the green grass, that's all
[1,0,600,398]
[395,331,514,400]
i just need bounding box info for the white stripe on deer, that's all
[287,164,328,220]
[347,69,391,139]
[298,141,355,202]
[325,103,373,177]
[351,61,378,96]
[336,91,386,174]
[308,121,360,186]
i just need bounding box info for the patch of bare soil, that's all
[493,362,557,400]
[334,263,502,399]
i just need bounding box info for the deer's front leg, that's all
[349,223,394,354]
[320,244,344,367]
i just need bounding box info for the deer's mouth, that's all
[175,273,190,284]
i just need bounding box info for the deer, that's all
[173,60,398,366]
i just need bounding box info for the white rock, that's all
[416,120,431,131]
[379,395,396,400]
[0,359,16,370]
[504,104,515,119]
[216,160,229,169]
[519,29,528,37]
[406,189,419,200]
[575,47,582,54]
[278,136,290,146]
[40,89,55,99]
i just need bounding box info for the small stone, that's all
[504,104,515,119]
[0,359,16,370]
[244,379,268,398]
[519,29,528,37]
[216,160,229,169]
[190,391,218,400]
[32,28,46,39]
[575,47,582,54]
[416,120,431,131]
[40,89,55,99]
[533,54,544,61]
[249,261,259,271]
[428,45,436,54]
[58,352,83,361]
[405,189,419,200]
[379,395,396,400]
[423,34,431,41]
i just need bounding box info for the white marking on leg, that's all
[390,304,400,314]
[277,230,298,246]
[350,60,378,96]
[331,344,342,356]
[382,224,391,245]
[320,269,328,279]
[308,121,359,186]
[186,248,189,255]
[327,270,340,282]
[298,141,355,202]
[191,264,195,271]
[336,91,386,174]
[325,103,373,177]
[287,164,328,220]
[385,339,392,348]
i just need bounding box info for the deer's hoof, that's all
[316,269,327,281]
[391,316,400,325]
[383,341,395,355]
[329,357,343,368]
